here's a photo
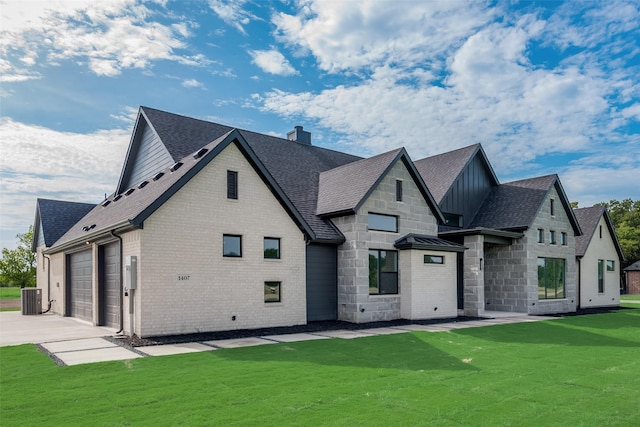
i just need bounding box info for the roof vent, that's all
[138,180,149,189]
[193,148,208,159]
[102,200,111,207]
[170,162,183,172]
[125,188,135,196]
[153,172,164,181]
[286,125,311,146]
[113,194,123,202]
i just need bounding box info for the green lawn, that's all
[0,287,21,300]
[621,294,640,301]
[1,309,639,426]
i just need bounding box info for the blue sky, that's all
[1,0,639,250]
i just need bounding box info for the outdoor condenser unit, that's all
[21,288,42,315]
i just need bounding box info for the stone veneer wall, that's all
[331,160,438,323]
[484,185,577,314]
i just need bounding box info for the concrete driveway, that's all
[0,311,117,347]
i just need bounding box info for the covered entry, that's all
[66,249,93,321]
[99,242,121,328]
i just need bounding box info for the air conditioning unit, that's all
[21,288,42,315]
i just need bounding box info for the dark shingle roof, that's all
[624,260,640,271]
[469,175,581,236]
[574,206,624,261]
[317,148,403,216]
[573,206,605,257]
[33,199,96,249]
[414,144,496,203]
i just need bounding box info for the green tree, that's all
[0,226,36,288]
[596,199,640,268]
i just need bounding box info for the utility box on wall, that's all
[125,256,137,290]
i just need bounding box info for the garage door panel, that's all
[101,243,120,328]
[69,250,93,322]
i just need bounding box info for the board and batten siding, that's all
[440,154,496,228]
[121,121,173,190]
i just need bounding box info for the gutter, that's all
[43,220,137,255]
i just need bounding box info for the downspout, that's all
[576,257,581,310]
[42,254,53,314]
[110,230,124,334]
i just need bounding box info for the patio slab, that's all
[55,347,142,366]
[313,329,375,339]
[357,327,408,335]
[138,342,214,356]
[261,333,329,343]
[41,337,116,353]
[205,337,277,349]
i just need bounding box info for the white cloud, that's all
[249,49,298,76]
[0,0,203,78]
[208,0,256,35]
[182,78,204,88]
[0,118,130,249]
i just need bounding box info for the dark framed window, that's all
[264,281,281,303]
[598,259,604,293]
[264,238,280,259]
[396,180,403,202]
[368,213,398,233]
[443,213,463,227]
[223,234,242,257]
[550,198,555,216]
[537,257,565,299]
[606,260,615,272]
[369,250,398,295]
[561,232,567,246]
[227,170,238,199]
[599,225,602,239]
[424,255,444,264]
[549,230,556,245]
[537,229,544,243]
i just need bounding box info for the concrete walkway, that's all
[1,311,555,366]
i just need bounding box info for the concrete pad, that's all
[393,324,450,332]
[358,327,408,336]
[261,333,329,343]
[205,337,277,349]
[0,312,116,347]
[42,338,116,353]
[137,342,214,356]
[313,330,375,339]
[55,347,142,366]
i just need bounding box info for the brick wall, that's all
[134,143,307,337]
[626,271,640,295]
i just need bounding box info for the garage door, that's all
[306,244,337,321]
[100,243,120,328]
[69,250,93,321]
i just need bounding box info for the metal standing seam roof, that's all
[32,199,97,251]
[394,233,467,252]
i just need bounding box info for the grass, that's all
[1,309,639,426]
[0,287,21,300]
[621,294,640,301]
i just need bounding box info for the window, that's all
[264,238,280,259]
[396,180,403,202]
[561,232,567,246]
[424,255,444,264]
[223,234,242,257]
[367,213,398,233]
[537,258,565,299]
[549,230,556,245]
[598,259,604,293]
[607,260,615,272]
[537,229,544,243]
[264,281,281,303]
[550,198,555,216]
[227,170,238,199]
[443,213,463,227]
[599,225,602,239]
[369,250,398,295]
